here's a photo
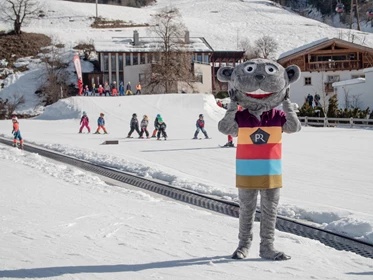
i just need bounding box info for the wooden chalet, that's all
[277,38,373,73]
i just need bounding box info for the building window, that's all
[111,54,116,71]
[327,75,340,83]
[140,53,146,64]
[118,55,123,70]
[204,54,209,64]
[133,53,138,65]
[103,55,109,71]
[351,74,365,79]
[125,54,131,66]
[195,72,203,83]
[304,77,312,85]
[196,54,202,63]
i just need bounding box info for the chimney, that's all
[133,30,139,46]
[184,30,190,44]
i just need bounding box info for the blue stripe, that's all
[236,159,282,176]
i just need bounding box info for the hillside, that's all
[2,0,373,116]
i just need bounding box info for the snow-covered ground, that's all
[0,93,372,246]
[0,1,373,277]
[1,136,373,280]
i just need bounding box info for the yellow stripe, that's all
[237,127,282,145]
[236,174,282,189]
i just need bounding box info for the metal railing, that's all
[299,116,373,128]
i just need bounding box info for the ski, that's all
[219,144,236,148]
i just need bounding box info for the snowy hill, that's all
[2,0,373,115]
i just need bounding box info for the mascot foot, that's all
[232,247,249,259]
[260,248,291,261]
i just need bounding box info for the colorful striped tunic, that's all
[235,109,287,189]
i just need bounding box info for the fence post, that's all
[324,117,328,127]
[305,116,308,126]
[349,117,354,128]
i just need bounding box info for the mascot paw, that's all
[232,247,248,259]
[228,88,238,102]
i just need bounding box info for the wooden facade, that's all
[211,51,245,93]
[277,38,373,73]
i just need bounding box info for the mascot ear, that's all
[217,66,234,82]
[286,65,301,84]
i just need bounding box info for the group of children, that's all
[126,113,167,140]
[78,112,168,140]
[10,112,213,149]
[78,112,211,141]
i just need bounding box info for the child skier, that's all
[157,117,167,140]
[127,113,141,138]
[151,114,161,138]
[11,116,24,148]
[139,115,150,138]
[79,111,90,133]
[193,114,209,139]
[94,113,108,134]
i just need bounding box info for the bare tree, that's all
[5,93,25,117]
[351,93,363,108]
[253,35,278,59]
[146,7,195,93]
[37,46,70,105]
[342,87,351,109]
[0,0,41,35]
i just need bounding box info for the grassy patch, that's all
[0,32,52,61]
[0,32,51,78]
[90,17,149,29]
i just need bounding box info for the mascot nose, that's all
[255,74,265,81]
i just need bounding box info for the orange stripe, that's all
[237,127,282,145]
[236,174,282,189]
[236,143,282,160]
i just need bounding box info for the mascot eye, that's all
[265,65,277,75]
[245,64,257,73]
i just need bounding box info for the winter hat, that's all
[83,111,87,115]
[12,116,18,121]
[158,118,163,122]
[132,113,137,117]
[199,114,204,118]
[143,115,148,119]
[156,114,161,118]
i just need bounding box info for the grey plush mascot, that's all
[217,58,301,261]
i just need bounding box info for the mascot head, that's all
[217,58,300,114]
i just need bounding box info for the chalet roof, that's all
[94,36,214,53]
[278,38,373,63]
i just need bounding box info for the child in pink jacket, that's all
[79,111,90,133]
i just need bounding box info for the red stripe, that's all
[236,143,282,160]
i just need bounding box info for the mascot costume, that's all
[217,58,301,261]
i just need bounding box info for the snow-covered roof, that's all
[332,78,366,87]
[94,37,214,53]
[278,37,330,60]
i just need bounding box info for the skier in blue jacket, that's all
[193,114,209,139]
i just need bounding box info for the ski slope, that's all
[0,93,372,244]
[1,146,372,279]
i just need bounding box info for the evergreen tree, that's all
[327,95,339,118]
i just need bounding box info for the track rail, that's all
[1,136,372,259]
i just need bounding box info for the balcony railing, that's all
[307,60,361,71]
